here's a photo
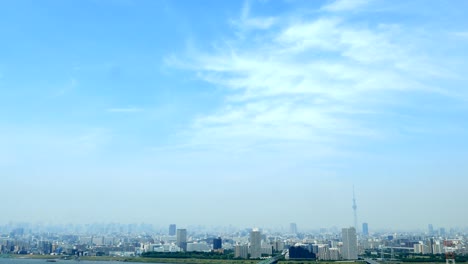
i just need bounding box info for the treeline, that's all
[141,250,235,260]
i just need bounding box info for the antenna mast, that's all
[353,185,358,232]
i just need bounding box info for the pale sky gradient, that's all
[1,0,468,230]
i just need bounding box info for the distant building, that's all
[10,228,24,237]
[213,237,222,250]
[186,242,210,252]
[79,236,93,245]
[428,224,434,236]
[439,227,446,237]
[362,223,369,236]
[176,229,187,251]
[250,229,262,259]
[414,242,432,254]
[38,241,52,254]
[290,223,297,234]
[91,236,104,246]
[289,246,315,259]
[169,224,176,236]
[274,240,285,251]
[261,244,273,256]
[433,241,444,254]
[317,245,330,260]
[329,248,340,260]
[342,227,358,260]
[235,244,249,259]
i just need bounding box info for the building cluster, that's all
[1,222,467,261]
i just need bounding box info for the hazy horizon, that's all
[1,0,468,230]
[1,220,461,234]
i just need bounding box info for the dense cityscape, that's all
[1,221,467,262]
[1,1,468,264]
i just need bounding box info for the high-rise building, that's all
[235,244,249,259]
[428,224,434,235]
[176,229,187,251]
[250,229,262,259]
[289,246,315,259]
[290,223,297,234]
[342,227,358,260]
[213,237,222,250]
[439,227,446,237]
[362,222,369,236]
[169,224,176,236]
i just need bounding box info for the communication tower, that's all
[352,186,358,232]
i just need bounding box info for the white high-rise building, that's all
[235,244,249,259]
[250,229,262,259]
[329,248,340,260]
[342,227,358,260]
[318,245,330,260]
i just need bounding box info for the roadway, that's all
[365,258,381,264]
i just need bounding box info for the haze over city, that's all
[1,0,468,230]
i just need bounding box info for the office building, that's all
[186,242,210,252]
[362,222,369,236]
[342,227,358,260]
[428,224,434,235]
[439,227,446,237]
[169,224,176,236]
[290,223,297,234]
[250,229,262,259]
[289,245,315,259]
[176,229,187,251]
[213,237,222,250]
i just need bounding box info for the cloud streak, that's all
[106,107,144,113]
[321,0,372,12]
[167,0,468,161]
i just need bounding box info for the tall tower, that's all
[352,186,358,232]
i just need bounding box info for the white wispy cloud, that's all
[167,1,466,154]
[106,107,144,113]
[230,0,278,32]
[321,0,372,12]
[452,31,468,39]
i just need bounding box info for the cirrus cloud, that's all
[167,0,467,155]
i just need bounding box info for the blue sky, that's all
[1,0,468,230]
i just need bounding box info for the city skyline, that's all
[2,221,465,261]
[1,0,468,229]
